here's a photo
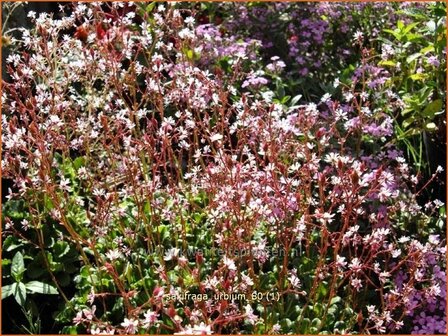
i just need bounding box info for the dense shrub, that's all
[2,2,446,334]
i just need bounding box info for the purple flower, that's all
[427,56,440,67]
[242,73,269,88]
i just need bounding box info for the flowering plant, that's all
[1,2,445,334]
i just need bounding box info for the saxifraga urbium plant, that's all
[1,2,446,335]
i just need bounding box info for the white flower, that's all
[350,278,363,291]
[428,283,441,297]
[353,30,364,42]
[379,271,391,284]
[391,249,401,258]
[244,304,258,325]
[398,236,410,244]
[272,324,281,334]
[121,318,138,334]
[242,273,254,286]
[223,256,236,271]
[288,269,301,288]
[349,258,362,273]
[367,305,376,314]
[210,133,223,142]
[321,212,335,223]
[164,247,180,261]
[21,219,30,231]
[343,91,354,102]
[143,310,159,327]
[185,17,195,25]
[175,322,213,335]
[106,249,122,261]
[336,255,347,270]
[333,78,340,88]
[320,93,331,103]
[428,235,440,245]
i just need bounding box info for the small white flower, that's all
[367,305,376,314]
[184,17,195,25]
[210,133,223,142]
[398,236,410,244]
[272,324,281,334]
[349,258,362,273]
[336,255,347,270]
[21,219,30,231]
[242,273,254,286]
[288,269,301,288]
[379,271,391,284]
[121,318,138,334]
[350,278,363,291]
[164,247,180,261]
[143,310,159,327]
[106,249,122,261]
[320,93,331,103]
[353,30,364,42]
[223,256,236,271]
[333,78,340,88]
[244,304,258,325]
[428,235,440,245]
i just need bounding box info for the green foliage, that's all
[380,2,446,173]
[2,252,58,307]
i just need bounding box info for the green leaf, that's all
[2,284,14,299]
[422,99,443,118]
[54,241,70,259]
[146,2,157,13]
[409,73,427,81]
[330,296,341,306]
[290,94,302,106]
[424,122,437,131]
[420,45,435,55]
[401,108,414,116]
[378,60,397,67]
[13,282,27,307]
[281,95,291,104]
[334,321,347,332]
[402,117,415,129]
[406,53,421,64]
[3,236,24,252]
[383,28,398,37]
[311,318,321,327]
[25,281,58,295]
[407,33,423,42]
[73,157,85,170]
[403,22,419,34]
[434,7,446,17]
[276,79,285,99]
[11,252,25,282]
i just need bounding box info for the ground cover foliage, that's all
[1,1,446,334]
